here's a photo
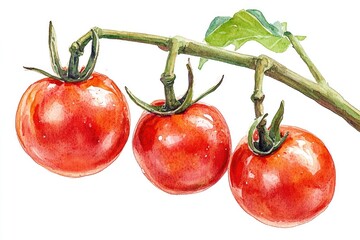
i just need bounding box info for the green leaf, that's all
[246,9,283,37]
[204,9,306,53]
[205,16,231,37]
[198,57,208,70]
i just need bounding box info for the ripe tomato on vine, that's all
[16,24,130,177]
[229,125,336,227]
[132,101,231,194]
[16,72,130,177]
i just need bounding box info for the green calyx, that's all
[24,21,99,83]
[248,100,289,155]
[125,59,224,116]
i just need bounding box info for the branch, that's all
[70,29,360,132]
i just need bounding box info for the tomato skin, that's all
[16,72,130,177]
[229,125,336,227]
[132,102,231,194]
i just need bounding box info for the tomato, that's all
[16,72,130,177]
[229,125,335,227]
[132,102,231,194]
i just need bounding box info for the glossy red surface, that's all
[229,125,336,227]
[132,102,231,194]
[16,72,130,177]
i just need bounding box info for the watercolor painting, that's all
[1,0,359,239]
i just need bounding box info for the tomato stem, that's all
[63,28,360,131]
[67,29,100,82]
[248,57,288,155]
[68,45,81,79]
[161,37,183,111]
[251,56,273,152]
[251,56,272,119]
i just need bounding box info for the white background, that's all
[1,0,360,239]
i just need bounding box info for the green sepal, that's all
[26,23,100,83]
[173,62,195,112]
[124,87,165,114]
[23,66,63,81]
[269,100,285,142]
[248,100,289,156]
[192,75,223,104]
[49,21,67,79]
[125,61,194,116]
[78,29,100,81]
[248,114,271,155]
[125,60,224,116]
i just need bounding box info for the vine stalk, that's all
[69,28,360,132]
[251,56,272,119]
[251,56,273,152]
[160,37,183,110]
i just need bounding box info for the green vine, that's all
[28,9,360,131]
[66,29,360,132]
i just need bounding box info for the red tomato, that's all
[132,102,231,194]
[229,125,335,227]
[16,72,130,177]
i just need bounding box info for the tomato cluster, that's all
[15,69,336,227]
